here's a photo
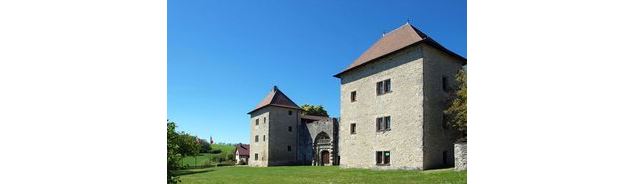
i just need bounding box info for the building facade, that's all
[248,86,339,167]
[234,143,250,165]
[335,23,466,170]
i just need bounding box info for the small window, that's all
[288,110,293,115]
[288,126,292,132]
[376,81,383,95]
[255,153,259,160]
[264,117,267,124]
[263,135,266,141]
[442,76,449,92]
[287,145,292,151]
[376,116,391,132]
[255,119,259,126]
[442,114,448,129]
[350,91,357,102]
[443,151,448,165]
[350,123,357,134]
[376,151,390,165]
[255,135,259,142]
[376,79,391,95]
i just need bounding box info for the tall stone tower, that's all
[248,86,302,167]
[334,23,466,170]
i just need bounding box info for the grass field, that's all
[182,144,236,167]
[177,166,466,184]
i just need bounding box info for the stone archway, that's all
[314,132,331,166]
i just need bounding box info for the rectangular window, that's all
[350,123,356,134]
[255,135,259,142]
[263,135,266,141]
[376,81,383,95]
[376,151,390,165]
[350,91,357,102]
[442,76,449,92]
[288,110,293,115]
[255,119,259,126]
[264,117,267,124]
[287,145,292,151]
[443,151,448,165]
[288,126,292,132]
[376,118,382,131]
[255,153,259,160]
[376,79,391,95]
[376,116,391,132]
[442,114,448,129]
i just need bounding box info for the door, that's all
[321,150,330,165]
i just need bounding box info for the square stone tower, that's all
[248,86,302,167]
[334,23,466,170]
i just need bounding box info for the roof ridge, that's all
[382,23,412,37]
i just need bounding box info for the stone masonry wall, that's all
[421,44,464,169]
[249,108,270,167]
[339,45,425,170]
[266,106,301,166]
[454,143,467,170]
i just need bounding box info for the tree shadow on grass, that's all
[175,168,216,176]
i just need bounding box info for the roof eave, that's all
[247,104,302,114]
[334,40,467,78]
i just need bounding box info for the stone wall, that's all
[298,116,339,165]
[338,45,426,170]
[454,143,467,170]
[338,43,465,170]
[249,108,270,167]
[266,106,301,166]
[421,43,464,169]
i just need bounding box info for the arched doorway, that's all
[321,150,330,165]
[314,132,331,166]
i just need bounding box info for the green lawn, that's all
[181,144,237,167]
[177,166,466,184]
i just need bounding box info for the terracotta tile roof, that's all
[248,86,301,114]
[235,143,250,156]
[334,23,466,78]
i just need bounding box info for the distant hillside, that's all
[181,144,237,168]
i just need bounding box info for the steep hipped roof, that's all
[235,143,250,156]
[334,23,466,78]
[248,86,301,114]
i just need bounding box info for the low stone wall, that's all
[454,143,467,171]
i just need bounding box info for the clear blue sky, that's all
[168,0,466,144]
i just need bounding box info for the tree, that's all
[199,139,212,153]
[300,104,328,117]
[176,133,201,157]
[167,120,182,184]
[444,69,467,142]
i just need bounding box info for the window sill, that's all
[376,164,391,166]
[376,129,391,133]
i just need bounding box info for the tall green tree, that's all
[176,133,201,157]
[300,104,328,117]
[167,120,182,184]
[444,69,467,141]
